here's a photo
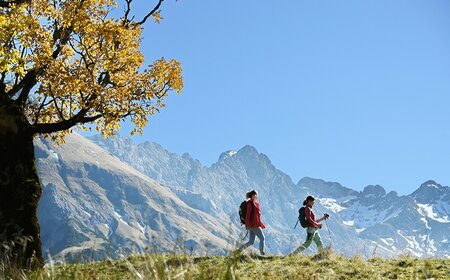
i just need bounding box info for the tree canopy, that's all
[0,0,183,140]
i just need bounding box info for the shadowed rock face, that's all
[411,180,450,204]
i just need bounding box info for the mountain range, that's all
[34,134,450,261]
[35,134,233,262]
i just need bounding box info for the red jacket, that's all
[305,206,319,228]
[245,200,266,229]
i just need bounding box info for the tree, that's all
[0,0,182,268]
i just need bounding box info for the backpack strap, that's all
[246,200,254,225]
[294,207,304,229]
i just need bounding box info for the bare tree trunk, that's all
[0,102,44,268]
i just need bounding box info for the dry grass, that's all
[2,249,450,279]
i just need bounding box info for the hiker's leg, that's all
[290,228,314,255]
[239,229,256,250]
[313,231,323,252]
[252,227,265,254]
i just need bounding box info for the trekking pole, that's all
[242,230,248,240]
[324,219,333,243]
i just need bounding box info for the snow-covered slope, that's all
[301,178,450,258]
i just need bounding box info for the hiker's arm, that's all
[316,214,329,223]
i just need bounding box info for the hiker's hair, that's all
[248,190,258,198]
[303,195,315,206]
[245,192,251,199]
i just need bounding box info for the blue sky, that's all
[113,0,450,195]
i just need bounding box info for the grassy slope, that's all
[8,252,450,279]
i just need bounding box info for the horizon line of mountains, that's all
[34,133,450,262]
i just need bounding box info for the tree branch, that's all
[51,27,73,59]
[154,81,170,99]
[98,72,116,87]
[135,0,164,26]
[6,70,34,98]
[122,0,133,26]
[31,108,101,134]
[7,23,73,103]
[69,37,96,76]
[0,0,30,8]
[31,87,99,134]
[51,95,65,121]
[15,70,38,105]
[31,108,133,135]
[32,95,51,124]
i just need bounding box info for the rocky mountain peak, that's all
[89,134,132,148]
[237,145,259,157]
[296,177,359,200]
[410,180,447,203]
[218,150,237,161]
[361,185,386,198]
[181,152,194,160]
[419,180,442,190]
[297,176,323,185]
[215,145,273,170]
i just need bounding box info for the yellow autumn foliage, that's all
[0,0,183,141]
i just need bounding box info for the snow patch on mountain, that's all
[420,217,431,230]
[227,151,237,157]
[137,223,147,234]
[417,203,450,223]
[218,150,238,161]
[380,237,394,246]
[339,202,390,229]
[397,230,424,257]
[318,198,346,213]
[49,149,59,160]
[424,182,440,189]
[114,211,131,227]
[82,210,92,218]
[395,231,438,257]
[369,240,397,255]
[343,220,354,226]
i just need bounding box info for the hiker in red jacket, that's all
[290,195,329,255]
[238,190,266,255]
